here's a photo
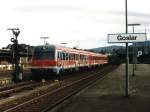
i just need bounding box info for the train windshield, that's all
[33,51,55,60]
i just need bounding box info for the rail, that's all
[3,65,118,112]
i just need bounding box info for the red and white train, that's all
[31,45,108,76]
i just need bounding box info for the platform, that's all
[58,64,150,112]
[0,70,32,84]
[0,77,12,85]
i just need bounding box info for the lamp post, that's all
[128,24,141,76]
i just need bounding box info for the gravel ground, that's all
[58,64,150,112]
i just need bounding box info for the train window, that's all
[62,52,66,60]
[77,54,79,60]
[33,51,55,60]
[83,55,85,61]
[70,53,72,60]
[75,54,79,60]
[80,55,82,61]
[68,53,71,60]
[57,52,59,59]
[84,55,87,61]
[80,55,84,61]
[60,52,63,60]
[73,54,75,60]
[69,53,71,60]
[70,53,74,60]
[71,53,74,60]
[71,53,73,60]
[75,54,77,60]
[84,56,86,61]
[85,56,88,61]
[76,54,77,60]
[66,53,69,60]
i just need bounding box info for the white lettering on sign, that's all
[108,33,146,43]
[137,51,142,57]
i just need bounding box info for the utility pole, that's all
[145,28,147,55]
[128,24,140,76]
[7,28,21,82]
[40,37,49,45]
[125,0,129,97]
[60,42,68,47]
[26,45,30,63]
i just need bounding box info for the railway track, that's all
[0,70,32,87]
[0,81,33,91]
[0,70,31,77]
[0,65,118,112]
[0,81,42,98]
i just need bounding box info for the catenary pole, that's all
[125,0,129,96]
[128,24,140,76]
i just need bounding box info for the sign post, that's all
[107,33,146,96]
[125,0,129,97]
[128,23,141,76]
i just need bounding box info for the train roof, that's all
[34,44,107,57]
[34,44,55,50]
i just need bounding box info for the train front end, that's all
[31,45,58,77]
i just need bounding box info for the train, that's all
[31,45,108,77]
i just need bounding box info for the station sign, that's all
[107,33,146,43]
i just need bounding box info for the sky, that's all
[0,0,150,49]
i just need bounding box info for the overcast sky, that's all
[0,0,150,49]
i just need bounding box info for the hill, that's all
[90,45,125,53]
